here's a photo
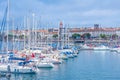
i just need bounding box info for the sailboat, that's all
[0,0,37,74]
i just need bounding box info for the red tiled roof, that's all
[69,27,119,32]
[36,30,48,33]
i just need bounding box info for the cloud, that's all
[83,9,120,16]
[0,0,120,28]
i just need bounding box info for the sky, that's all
[0,0,120,28]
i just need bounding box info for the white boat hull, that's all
[37,63,54,68]
[0,64,36,74]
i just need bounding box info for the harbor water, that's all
[1,50,120,80]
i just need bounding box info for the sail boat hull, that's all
[0,64,36,74]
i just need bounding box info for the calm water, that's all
[1,50,120,80]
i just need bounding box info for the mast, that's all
[50,26,52,48]
[46,24,48,46]
[6,0,10,53]
[59,22,63,49]
[35,17,37,47]
[57,25,59,50]
[27,17,30,51]
[67,24,70,46]
[32,13,35,47]
[23,16,26,50]
[12,18,14,51]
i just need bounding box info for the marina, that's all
[0,0,120,80]
[1,50,120,80]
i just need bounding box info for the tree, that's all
[100,34,106,39]
[82,33,91,39]
[112,34,118,40]
[72,33,80,39]
[8,34,13,40]
[53,34,58,38]
[19,34,24,39]
[8,34,13,37]
[85,33,91,39]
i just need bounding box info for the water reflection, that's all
[10,74,36,80]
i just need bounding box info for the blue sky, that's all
[0,0,120,28]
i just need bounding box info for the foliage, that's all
[112,34,118,39]
[82,33,91,39]
[72,33,80,39]
[53,34,58,38]
[100,34,106,39]
[19,34,25,39]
